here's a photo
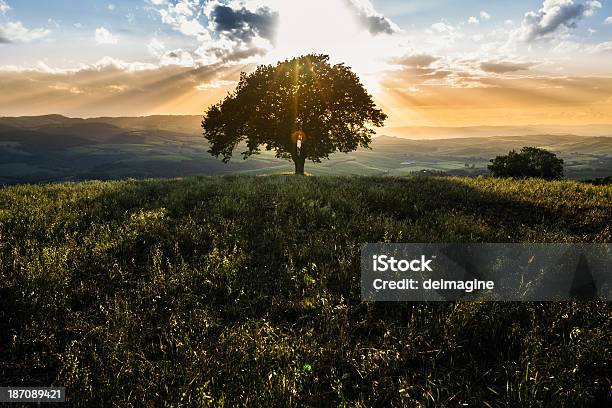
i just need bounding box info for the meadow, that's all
[0,175,611,406]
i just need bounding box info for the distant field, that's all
[1,115,611,183]
[1,175,611,406]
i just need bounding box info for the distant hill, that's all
[1,115,611,184]
[0,114,202,137]
[381,124,612,139]
[373,134,612,156]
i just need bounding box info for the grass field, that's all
[1,175,611,406]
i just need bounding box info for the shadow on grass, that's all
[1,175,610,406]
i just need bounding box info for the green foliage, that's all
[584,176,612,185]
[1,176,611,406]
[202,55,386,174]
[488,146,564,180]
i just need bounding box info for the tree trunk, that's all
[294,157,305,175]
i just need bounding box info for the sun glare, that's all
[266,0,398,94]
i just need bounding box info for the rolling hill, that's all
[1,115,611,184]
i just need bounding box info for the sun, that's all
[264,0,399,94]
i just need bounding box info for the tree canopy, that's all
[202,54,386,174]
[488,146,564,180]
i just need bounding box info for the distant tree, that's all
[583,176,612,185]
[202,54,387,175]
[488,146,564,180]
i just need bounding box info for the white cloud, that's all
[0,56,156,73]
[582,0,601,16]
[480,11,491,20]
[0,21,52,43]
[0,0,10,15]
[605,16,612,24]
[95,27,118,45]
[47,18,60,29]
[426,21,464,43]
[587,40,612,53]
[93,56,157,72]
[107,4,115,11]
[147,38,165,58]
[148,0,167,5]
[468,16,479,25]
[158,0,209,41]
[195,79,236,90]
[431,21,454,33]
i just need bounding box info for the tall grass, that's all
[1,175,610,406]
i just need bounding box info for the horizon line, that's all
[2,113,612,130]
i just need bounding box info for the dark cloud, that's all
[520,0,601,41]
[0,36,12,44]
[197,42,270,64]
[208,4,279,43]
[480,61,535,73]
[345,0,398,35]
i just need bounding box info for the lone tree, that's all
[202,54,386,174]
[488,146,564,180]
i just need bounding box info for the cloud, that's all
[48,83,85,95]
[480,61,536,73]
[95,27,118,45]
[206,2,279,43]
[150,0,400,68]
[518,0,602,42]
[431,21,454,33]
[588,41,612,53]
[468,17,479,25]
[107,4,115,11]
[158,0,209,40]
[195,79,236,90]
[391,53,438,68]
[0,0,10,15]
[0,21,51,44]
[153,0,279,65]
[147,38,165,57]
[160,48,195,66]
[427,21,463,42]
[0,57,234,116]
[605,16,612,24]
[480,11,491,20]
[582,0,601,16]
[345,0,399,35]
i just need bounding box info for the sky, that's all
[0,0,611,126]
